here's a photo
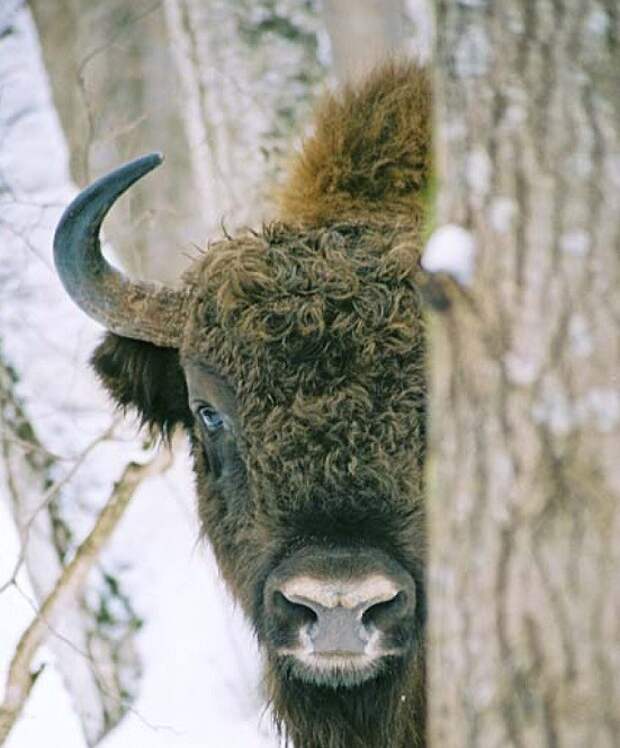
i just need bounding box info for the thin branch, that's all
[0,414,119,596]
[0,446,173,744]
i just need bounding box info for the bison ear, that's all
[91,333,193,438]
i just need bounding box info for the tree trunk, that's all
[427,2,619,746]
[0,6,148,743]
[322,0,413,83]
[162,0,325,233]
[28,0,204,284]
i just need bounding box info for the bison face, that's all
[54,150,428,746]
[183,358,422,691]
[172,224,427,699]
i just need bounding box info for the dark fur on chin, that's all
[267,651,425,748]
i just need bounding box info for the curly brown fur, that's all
[277,62,431,230]
[183,220,427,745]
[89,63,431,747]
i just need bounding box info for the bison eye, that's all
[198,405,224,433]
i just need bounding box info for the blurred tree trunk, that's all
[322,0,420,83]
[428,2,619,746]
[29,0,326,282]
[28,0,204,283]
[162,0,325,231]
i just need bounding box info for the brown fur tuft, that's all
[91,334,192,439]
[277,62,431,231]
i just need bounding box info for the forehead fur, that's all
[182,223,424,391]
[181,223,425,514]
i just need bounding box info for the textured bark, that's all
[30,0,326,283]
[28,0,202,283]
[163,0,326,233]
[322,0,411,83]
[428,2,620,746]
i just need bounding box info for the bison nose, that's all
[272,576,411,655]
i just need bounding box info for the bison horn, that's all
[54,153,186,348]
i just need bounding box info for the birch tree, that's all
[163,0,326,233]
[0,6,170,744]
[323,0,429,83]
[28,0,201,284]
[426,2,620,745]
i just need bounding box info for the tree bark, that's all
[427,2,619,746]
[162,0,325,232]
[28,0,203,283]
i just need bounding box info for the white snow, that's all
[454,25,490,78]
[568,314,594,358]
[576,388,620,433]
[504,352,539,386]
[404,0,433,63]
[422,224,477,285]
[532,381,620,436]
[586,7,610,35]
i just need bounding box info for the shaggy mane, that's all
[277,62,431,230]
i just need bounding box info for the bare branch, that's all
[0,446,173,744]
[0,411,117,596]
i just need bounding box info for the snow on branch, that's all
[418,224,478,310]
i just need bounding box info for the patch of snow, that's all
[576,388,620,433]
[505,104,526,127]
[505,352,539,386]
[443,118,467,143]
[404,0,433,63]
[568,314,594,358]
[532,387,574,435]
[586,7,610,35]
[532,382,620,436]
[422,224,477,285]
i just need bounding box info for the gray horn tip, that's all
[52,151,171,342]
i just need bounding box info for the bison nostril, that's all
[273,591,318,627]
[361,591,407,628]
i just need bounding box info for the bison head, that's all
[54,64,430,748]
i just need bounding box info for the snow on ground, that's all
[0,6,279,747]
[1,453,279,748]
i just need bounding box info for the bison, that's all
[54,62,431,748]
